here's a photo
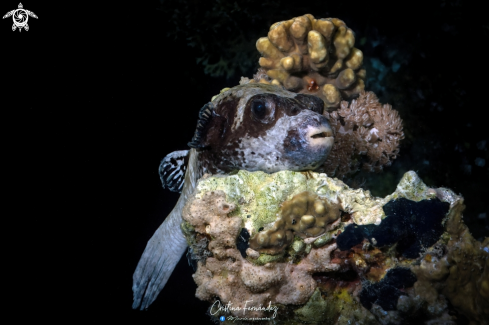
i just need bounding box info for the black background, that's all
[3,0,487,323]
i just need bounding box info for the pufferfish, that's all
[132,83,334,309]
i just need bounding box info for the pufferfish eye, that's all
[251,100,267,120]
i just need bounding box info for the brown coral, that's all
[255,14,365,109]
[411,197,489,325]
[184,190,341,319]
[321,91,404,178]
[249,191,341,255]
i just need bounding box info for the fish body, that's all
[132,83,334,309]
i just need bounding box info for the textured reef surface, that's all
[181,170,488,324]
[245,14,405,179]
[132,9,487,323]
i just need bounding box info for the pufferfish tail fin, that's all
[159,150,189,193]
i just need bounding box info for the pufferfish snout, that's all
[283,110,334,171]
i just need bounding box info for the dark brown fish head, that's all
[188,83,334,174]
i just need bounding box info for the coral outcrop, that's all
[254,14,365,109]
[411,200,489,325]
[182,170,488,324]
[236,15,405,179]
[184,190,340,319]
[249,191,341,255]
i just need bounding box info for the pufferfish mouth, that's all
[307,125,334,149]
[311,131,333,138]
[309,126,333,139]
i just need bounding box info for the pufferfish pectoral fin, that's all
[158,150,189,193]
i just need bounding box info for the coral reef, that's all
[249,191,341,255]
[255,14,365,109]
[239,15,405,180]
[336,198,450,258]
[184,190,340,319]
[411,200,489,325]
[181,170,488,324]
[321,90,404,178]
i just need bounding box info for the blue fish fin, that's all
[133,149,199,310]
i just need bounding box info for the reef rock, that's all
[181,170,488,324]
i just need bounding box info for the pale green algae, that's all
[292,288,378,325]
[293,288,331,323]
[180,220,195,246]
[313,232,334,248]
[252,252,285,265]
[194,170,435,238]
[195,170,314,234]
[386,170,438,202]
[188,170,439,268]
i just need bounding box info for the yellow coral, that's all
[249,191,341,254]
[256,14,365,109]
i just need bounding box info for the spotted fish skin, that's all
[132,83,334,310]
[194,84,334,175]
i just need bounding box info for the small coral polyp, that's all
[182,170,488,324]
[255,14,365,109]
[322,90,404,178]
